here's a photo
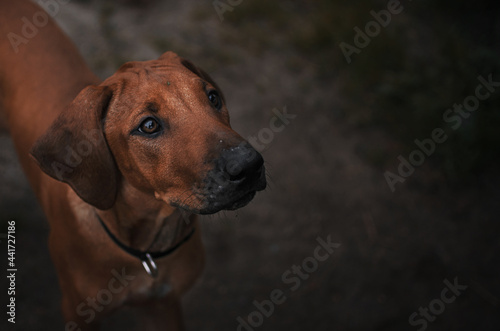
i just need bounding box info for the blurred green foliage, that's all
[220,0,500,183]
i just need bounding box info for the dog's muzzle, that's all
[198,142,266,214]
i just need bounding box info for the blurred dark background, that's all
[1,0,500,330]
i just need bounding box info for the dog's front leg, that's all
[60,293,103,331]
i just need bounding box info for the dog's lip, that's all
[154,169,266,215]
[253,169,267,191]
[227,166,266,191]
[207,173,266,212]
[224,190,256,210]
[195,190,257,215]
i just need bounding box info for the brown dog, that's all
[0,1,265,330]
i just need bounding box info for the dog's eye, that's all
[208,91,222,110]
[138,118,161,134]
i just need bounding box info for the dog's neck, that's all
[96,180,194,252]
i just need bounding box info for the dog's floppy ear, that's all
[30,85,118,210]
[180,58,226,103]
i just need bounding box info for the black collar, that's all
[96,212,195,278]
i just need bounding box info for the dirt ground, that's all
[1,1,500,330]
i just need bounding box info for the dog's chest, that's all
[149,282,172,298]
[131,277,173,300]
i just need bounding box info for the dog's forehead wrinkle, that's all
[120,60,185,84]
[149,63,178,70]
[111,65,158,89]
[168,90,198,115]
[145,101,160,113]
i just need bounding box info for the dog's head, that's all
[30,51,266,213]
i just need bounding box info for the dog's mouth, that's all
[154,174,266,216]
[201,188,259,215]
[195,190,258,215]
[158,143,267,215]
[195,166,266,215]
[163,164,266,215]
[225,190,257,210]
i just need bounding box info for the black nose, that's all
[219,143,264,182]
